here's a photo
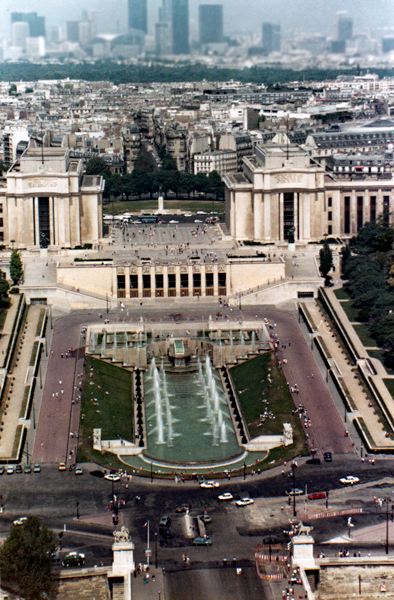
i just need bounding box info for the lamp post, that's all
[291,462,297,517]
[155,531,158,568]
[76,501,79,519]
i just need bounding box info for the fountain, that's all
[143,352,239,463]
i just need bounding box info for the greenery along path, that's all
[78,356,132,464]
[230,353,307,458]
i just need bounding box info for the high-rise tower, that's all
[11,12,45,38]
[128,0,148,34]
[262,22,281,53]
[199,5,223,45]
[338,17,353,41]
[172,0,189,54]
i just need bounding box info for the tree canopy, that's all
[9,249,23,285]
[341,222,394,366]
[0,271,9,300]
[319,241,333,282]
[0,516,57,600]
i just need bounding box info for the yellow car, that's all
[58,462,66,471]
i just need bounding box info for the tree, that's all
[0,271,9,300]
[85,156,110,178]
[0,516,56,600]
[10,250,23,285]
[319,241,333,283]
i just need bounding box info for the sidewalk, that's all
[0,302,43,460]
[305,295,394,448]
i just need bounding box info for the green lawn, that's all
[103,199,224,215]
[383,379,394,399]
[78,357,133,463]
[368,350,394,375]
[229,353,306,457]
[334,288,351,300]
[353,324,377,347]
[340,301,360,322]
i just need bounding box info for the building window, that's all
[357,197,363,231]
[370,196,376,222]
[328,212,332,222]
[168,273,176,297]
[283,192,294,240]
[328,197,332,208]
[328,225,332,235]
[0,232,4,242]
[344,196,350,234]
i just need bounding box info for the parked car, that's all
[58,462,67,471]
[159,528,173,540]
[175,504,190,513]
[193,537,212,546]
[16,465,23,474]
[104,472,120,482]
[198,514,212,523]
[24,465,32,474]
[235,497,254,506]
[308,492,327,500]
[0,466,5,475]
[90,469,105,478]
[6,466,14,475]
[340,475,359,485]
[285,488,304,496]
[159,515,170,528]
[218,492,233,501]
[62,552,85,567]
[75,467,83,475]
[33,464,41,473]
[200,480,219,489]
[306,457,321,465]
[324,452,333,462]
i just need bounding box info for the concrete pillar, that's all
[201,264,206,297]
[279,192,284,241]
[254,193,264,241]
[163,266,169,298]
[188,265,193,297]
[263,193,271,241]
[150,266,156,298]
[213,265,219,296]
[175,265,181,297]
[125,266,130,299]
[137,266,143,299]
[34,197,39,245]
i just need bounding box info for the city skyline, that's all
[0,0,393,40]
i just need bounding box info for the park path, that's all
[32,319,84,465]
[263,308,355,457]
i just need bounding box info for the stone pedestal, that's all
[158,195,164,213]
[111,539,135,600]
[292,535,316,569]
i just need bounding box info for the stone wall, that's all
[317,562,394,599]
[54,569,110,600]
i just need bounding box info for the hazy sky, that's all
[1,0,394,38]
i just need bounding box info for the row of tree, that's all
[340,221,394,366]
[86,155,225,201]
[1,61,393,86]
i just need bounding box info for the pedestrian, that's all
[61,353,63,358]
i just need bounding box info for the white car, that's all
[340,475,359,485]
[218,492,233,501]
[200,480,219,489]
[104,473,121,482]
[169,220,179,224]
[13,517,27,526]
[75,467,83,475]
[235,497,254,507]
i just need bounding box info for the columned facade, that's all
[224,137,394,243]
[0,147,104,249]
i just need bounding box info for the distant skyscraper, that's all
[11,12,45,38]
[12,22,30,49]
[66,21,80,43]
[262,22,281,53]
[199,5,223,45]
[128,0,148,34]
[172,0,190,54]
[338,17,353,42]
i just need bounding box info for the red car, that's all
[308,492,327,500]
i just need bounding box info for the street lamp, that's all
[291,462,297,517]
[76,501,79,519]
